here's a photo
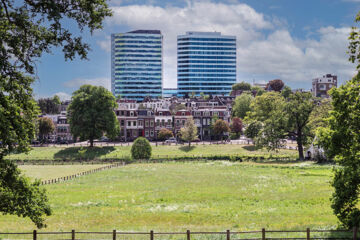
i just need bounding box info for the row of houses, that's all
[40,96,234,142]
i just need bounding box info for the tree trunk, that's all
[188,141,191,147]
[297,130,304,160]
[89,138,94,147]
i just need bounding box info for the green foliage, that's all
[244,120,262,139]
[37,97,61,114]
[180,117,198,146]
[38,117,55,142]
[317,73,360,228]
[131,137,152,160]
[0,0,112,227]
[232,81,252,91]
[157,128,173,141]
[267,79,284,91]
[308,98,333,138]
[213,119,230,139]
[0,159,51,228]
[281,86,292,99]
[68,85,119,147]
[251,86,265,96]
[246,91,315,159]
[232,93,253,119]
[348,12,360,70]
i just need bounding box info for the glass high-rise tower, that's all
[111,30,163,101]
[177,31,236,97]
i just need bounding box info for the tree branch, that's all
[1,0,12,23]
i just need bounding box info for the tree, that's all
[38,117,55,142]
[244,120,262,140]
[131,137,152,160]
[68,85,119,147]
[281,86,292,99]
[0,0,111,228]
[180,117,198,147]
[157,128,173,141]
[232,93,253,119]
[246,91,315,160]
[213,119,230,141]
[251,86,265,96]
[37,96,61,114]
[308,98,332,138]
[266,79,284,91]
[232,81,252,91]
[230,117,243,137]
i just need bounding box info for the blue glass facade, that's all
[111,30,163,101]
[177,32,236,97]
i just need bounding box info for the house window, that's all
[176,119,180,126]
[168,119,171,125]
[161,119,165,126]
[159,112,163,116]
[127,121,131,127]
[150,120,154,127]
[145,130,149,137]
[138,120,143,126]
[130,111,134,116]
[203,118,206,125]
[121,120,124,126]
[145,121,149,127]
[133,121,137,126]
[156,120,160,126]
[182,112,185,116]
[182,120,185,125]
[150,130,154,137]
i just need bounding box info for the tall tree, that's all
[37,96,61,114]
[246,92,314,159]
[0,0,111,228]
[281,86,292,99]
[266,79,284,91]
[157,128,173,141]
[317,13,360,228]
[68,85,119,147]
[38,117,55,142]
[308,98,332,138]
[232,93,253,119]
[180,117,198,147]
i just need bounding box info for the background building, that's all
[311,74,337,98]
[111,30,163,101]
[162,88,178,98]
[177,31,236,97]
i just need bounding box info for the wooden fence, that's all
[40,162,125,185]
[0,228,358,240]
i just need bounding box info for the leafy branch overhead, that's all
[0,0,112,228]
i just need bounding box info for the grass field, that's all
[0,161,337,233]
[5,144,298,161]
[19,164,109,180]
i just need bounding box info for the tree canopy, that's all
[180,117,198,147]
[38,117,55,142]
[157,128,173,141]
[266,79,284,91]
[213,119,230,140]
[37,96,61,114]
[0,0,112,228]
[68,85,119,147]
[232,82,252,91]
[232,93,253,119]
[230,117,243,136]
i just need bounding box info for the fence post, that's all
[353,226,358,240]
[227,230,230,240]
[150,230,154,240]
[262,228,265,240]
[306,228,310,240]
[72,229,75,240]
[113,229,116,240]
[187,230,191,240]
[33,230,37,240]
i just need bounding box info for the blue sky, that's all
[33,0,360,100]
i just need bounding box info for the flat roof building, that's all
[177,31,236,97]
[111,30,163,101]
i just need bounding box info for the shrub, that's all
[131,137,152,160]
[157,128,173,141]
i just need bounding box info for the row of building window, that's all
[115,72,161,76]
[115,40,161,44]
[114,59,162,63]
[177,78,235,82]
[114,77,161,81]
[178,51,236,55]
[178,37,235,42]
[178,60,236,64]
[115,68,162,72]
[178,47,236,51]
[178,65,236,69]
[178,69,236,73]
[178,73,236,77]
[178,42,236,46]
[113,45,161,49]
[114,36,161,40]
[178,56,236,59]
[115,49,162,53]
[115,54,161,58]
[115,63,162,67]
[178,83,234,86]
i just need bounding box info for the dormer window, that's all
[181,112,185,116]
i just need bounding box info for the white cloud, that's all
[97,36,111,52]
[54,92,72,101]
[101,0,356,88]
[64,77,111,90]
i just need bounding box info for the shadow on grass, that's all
[179,146,196,152]
[242,145,261,151]
[53,146,116,160]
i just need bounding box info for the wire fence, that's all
[0,229,358,240]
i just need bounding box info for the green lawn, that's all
[19,164,109,181]
[0,161,338,233]
[5,144,297,161]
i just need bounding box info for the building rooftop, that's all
[127,30,161,34]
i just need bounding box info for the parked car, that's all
[165,137,177,144]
